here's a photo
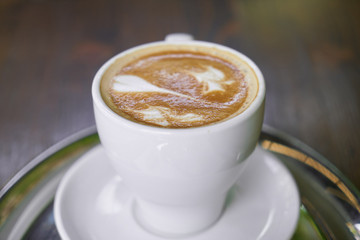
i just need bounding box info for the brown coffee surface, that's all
[101,45,258,128]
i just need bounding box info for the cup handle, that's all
[165,33,194,42]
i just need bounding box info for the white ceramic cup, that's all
[92,34,265,237]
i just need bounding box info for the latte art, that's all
[101,46,258,128]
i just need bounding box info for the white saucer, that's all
[54,145,299,240]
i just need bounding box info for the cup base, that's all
[133,196,225,237]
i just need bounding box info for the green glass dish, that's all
[0,126,359,239]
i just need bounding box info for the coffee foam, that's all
[112,75,193,99]
[100,44,259,128]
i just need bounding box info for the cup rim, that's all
[92,40,265,133]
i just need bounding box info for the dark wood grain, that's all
[1,0,359,192]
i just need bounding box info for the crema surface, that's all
[101,45,258,128]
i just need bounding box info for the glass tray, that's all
[1,125,360,240]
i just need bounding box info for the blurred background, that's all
[0,0,359,191]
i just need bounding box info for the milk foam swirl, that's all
[112,65,230,126]
[102,48,258,128]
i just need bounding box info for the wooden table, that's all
[1,0,359,192]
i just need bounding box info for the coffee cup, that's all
[92,34,265,236]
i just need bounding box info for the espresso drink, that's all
[100,44,258,128]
